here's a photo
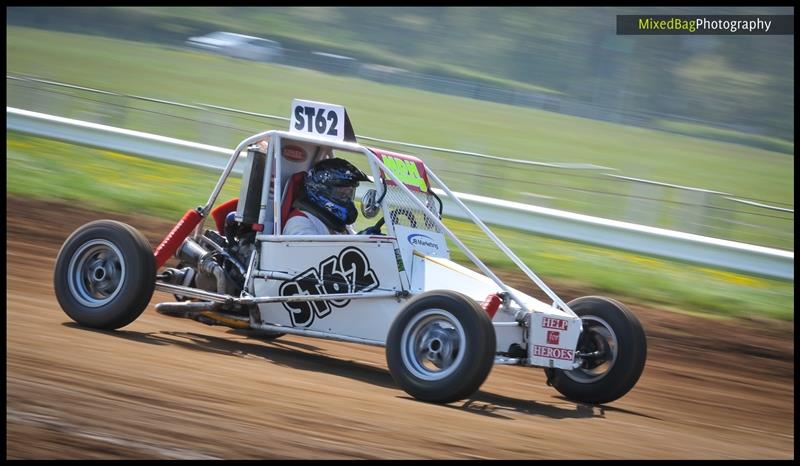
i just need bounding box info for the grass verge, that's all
[7,131,793,321]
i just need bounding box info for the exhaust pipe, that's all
[155,301,220,317]
[176,237,230,296]
[155,301,250,329]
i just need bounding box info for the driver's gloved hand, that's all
[357,225,383,235]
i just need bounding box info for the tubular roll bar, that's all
[195,130,575,318]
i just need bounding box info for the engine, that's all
[161,216,256,301]
[158,143,268,315]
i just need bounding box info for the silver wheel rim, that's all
[565,315,618,384]
[400,308,466,381]
[67,239,126,308]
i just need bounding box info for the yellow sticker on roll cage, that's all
[377,152,429,192]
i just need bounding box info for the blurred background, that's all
[6,6,794,320]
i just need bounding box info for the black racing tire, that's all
[547,296,647,404]
[386,290,496,404]
[53,220,156,330]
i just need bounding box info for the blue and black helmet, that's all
[304,158,370,226]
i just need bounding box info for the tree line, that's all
[8,6,794,144]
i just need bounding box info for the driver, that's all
[283,157,372,235]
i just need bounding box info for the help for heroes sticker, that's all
[529,312,582,369]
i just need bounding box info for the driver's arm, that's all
[356,222,383,235]
[284,215,326,235]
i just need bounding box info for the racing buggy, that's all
[54,99,647,404]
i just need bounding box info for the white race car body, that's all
[193,99,584,371]
[55,98,646,404]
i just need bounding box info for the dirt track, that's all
[6,197,795,459]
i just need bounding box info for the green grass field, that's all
[6,26,794,249]
[654,119,794,155]
[7,131,793,321]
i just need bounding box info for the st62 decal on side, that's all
[289,99,356,142]
[279,247,380,327]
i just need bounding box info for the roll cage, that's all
[193,129,577,319]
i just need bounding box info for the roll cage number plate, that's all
[290,99,356,142]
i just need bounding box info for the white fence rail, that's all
[7,106,794,280]
[9,74,794,251]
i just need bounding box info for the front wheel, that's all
[386,290,496,404]
[547,296,647,404]
[54,220,156,330]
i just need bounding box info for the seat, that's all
[280,171,307,232]
[208,171,306,235]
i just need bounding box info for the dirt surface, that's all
[6,197,795,459]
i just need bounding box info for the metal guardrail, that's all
[205,99,791,213]
[8,75,612,171]
[9,74,794,220]
[7,106,794,280]
[605,174,792,212]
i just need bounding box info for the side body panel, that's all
[253,238,406,342]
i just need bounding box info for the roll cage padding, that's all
[210,197,240,234]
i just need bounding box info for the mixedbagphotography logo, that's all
[617,15,794,35]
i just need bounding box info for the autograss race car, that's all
[53,99,647,404]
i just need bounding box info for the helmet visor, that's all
[328,185,356,203]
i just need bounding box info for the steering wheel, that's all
[358,217,385,236]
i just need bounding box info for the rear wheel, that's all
[54,220,156,330]
[386,291,495,403]
[547,296,646,404]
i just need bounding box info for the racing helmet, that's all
[304,158,370,226]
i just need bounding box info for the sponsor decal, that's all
[372,150,430,192]
[407,233,439,251]
[279,247,379,327]
[533,345,575,361]
[282,145,308,162]
[393,247,405,272]
[547,330,560,345]
[542,316,569,331]
[382,155,428,191]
